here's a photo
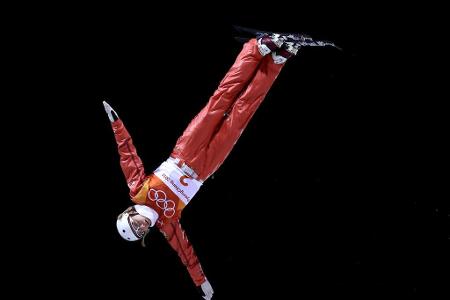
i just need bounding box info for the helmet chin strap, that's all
[141,229,150,247]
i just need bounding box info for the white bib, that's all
[154,160,202,205]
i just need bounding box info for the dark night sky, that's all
[10,6,448,299]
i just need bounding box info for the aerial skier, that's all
[104,29,338,299]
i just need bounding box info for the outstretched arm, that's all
[104,101,147,197]
[159,219,214,299]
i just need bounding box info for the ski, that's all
[232,25,342,51]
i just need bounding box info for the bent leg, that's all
[171,39,264,168]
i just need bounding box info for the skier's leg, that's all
[197,54,285,180]
[171,39,265,169]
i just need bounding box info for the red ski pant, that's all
[171,39,284,181]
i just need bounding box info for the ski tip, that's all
[334,45,344,52]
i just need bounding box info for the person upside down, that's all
[104,32,304,300]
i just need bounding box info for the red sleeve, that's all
[158,219,206,286]
[111,119,147,197]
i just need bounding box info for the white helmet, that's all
[116,205,159,241]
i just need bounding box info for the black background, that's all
[9,5,448,299]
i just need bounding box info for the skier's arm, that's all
[104,101,146,197]
[159,218,213,299]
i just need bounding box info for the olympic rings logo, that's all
[147,188,176,218]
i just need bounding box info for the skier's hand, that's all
[103,101,119,122]
[199,279,214,300]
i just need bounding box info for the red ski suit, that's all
[111,39,284,286]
